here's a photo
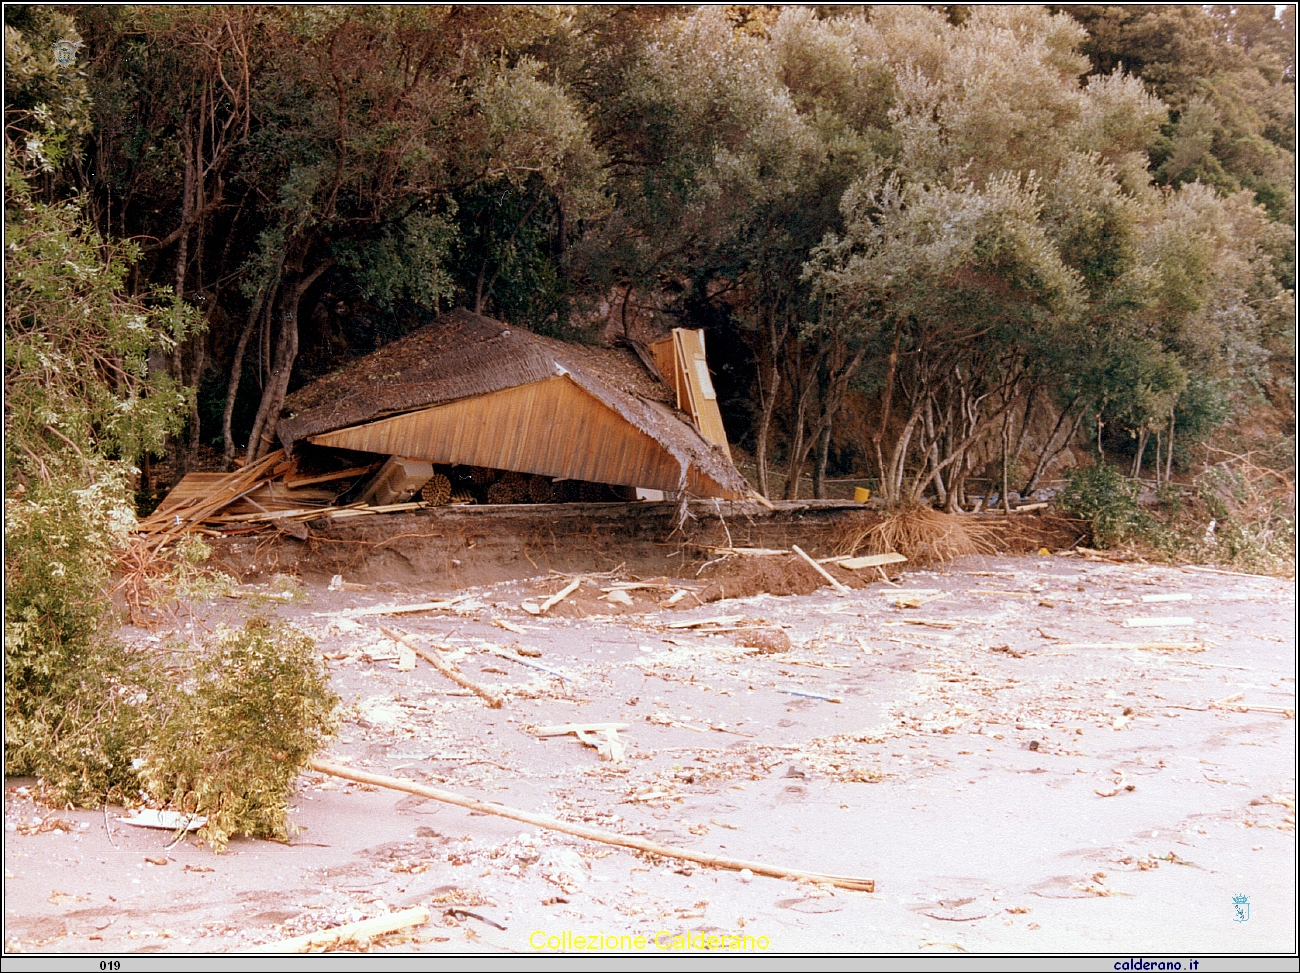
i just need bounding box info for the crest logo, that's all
[1232,893,1250,922]
[52,38,80,66]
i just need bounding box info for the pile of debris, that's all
[137,450,645,544]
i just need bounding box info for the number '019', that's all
[100,963,121,971]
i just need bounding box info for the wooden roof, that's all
[277,308,747,499]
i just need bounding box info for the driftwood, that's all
[380,626,504,708]
[254,906,430,953]
[307,759,875,892]
[791,545,849,594]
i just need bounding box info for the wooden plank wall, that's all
[307,376,738,497]
[649,330,731,459]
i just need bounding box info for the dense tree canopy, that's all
[5,3,1294,506]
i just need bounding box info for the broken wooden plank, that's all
[1124,616,1194,628]
[539,577,583,613]
[255,906,430,953]
[330,598,464,618]
[839,552,909,570]
[1011,502,1049,512]
[492,617,529,635]
[308,760,874,891]
[380,626,504,709]
[792,545,849,594]
[534,723,630,763]
[888,619,958,630]
[666,615,745,629]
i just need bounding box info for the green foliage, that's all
[3,471,155,805]
[1189,466,1295,573]
[140,619,338,850]
[1055,462,1152,548]
[1063,4,1295,223]
[333,208,459,312]
[4,181,198,487]
[3,6,92,170]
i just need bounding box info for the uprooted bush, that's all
[139,618,339,850]
[3,471,158,805]
[842,504,1001,564]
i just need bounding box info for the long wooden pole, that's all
[307,759,874,892]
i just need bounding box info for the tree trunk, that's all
[1001,413,1011,514]
[873,323,901,494]
[1165,406,1176,481]
[754,309,787,499]
[245,257,333,463]
[220,276,277,470]
[1131,427,1149,479]
[184,330,206,467]
[813,413,833,499]
[1021,394,1081,496]
[169,114,197,475]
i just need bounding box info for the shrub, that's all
[139,619,339,850]
[3,470,156,805]
[1054,462,1152,548]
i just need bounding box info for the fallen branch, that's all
[380,626,504,709]
[254,906,430,953]
[791,545,849,594]
[307,759,874,892]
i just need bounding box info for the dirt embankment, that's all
[205,499,878,590]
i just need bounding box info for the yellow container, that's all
[854,487,871,503]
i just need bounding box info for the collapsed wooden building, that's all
[143,309,751,537]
